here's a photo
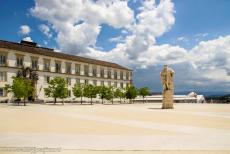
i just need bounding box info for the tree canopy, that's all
[44,77,68,104]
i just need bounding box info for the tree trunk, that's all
[23,97,26,106]
[143,96,145,103]
[120,98,122,104]
[91,98,93,105]
[81,96,82,105]
[54,98,56,105]
[112,98,113,104]
[62,99,64,105]
[102,98,104,104]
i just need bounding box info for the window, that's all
[107,69,111,79]
[31,58,38,70]
[92,67,97,77]
[55,62,61,73]
[0,54,6,66]
[66,63,71,74]
[16,55,23,67]
[114,71,117,79]
[75,64,80,75]
[108,81,111,87]
[68,90,71,97]
[0,72,6,82]
[66,77,71,85]
[126,72,129,80]
[44,76,50,83]
[114,82,117,88]
[43,59,50,71]
[100,68,104,78]
[120,71,123,80]
[84,65,89,76]
[85,79,89,85]
[0,88,4,96]
[75,78,80,85]
[93,80,97,86]
[120,82,123,88]
[101,81,104,86]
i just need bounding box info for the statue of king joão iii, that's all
[160,65,174,109]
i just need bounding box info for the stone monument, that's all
[160,65,174,109]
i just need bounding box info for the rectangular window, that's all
[75,78,80,85]
[114,71,117,79]
[84,65,89,76]
[101,81,104,86]
[126,72,129,80]
[0,88,4,96]
[107,69,111,79]
[68,90,71,97]
[120,71,123,80]
[66,63,71,74]
[0,72,6,82]
[108,81,111,87]
[0,54,6,66]
[85,79,89,85]
[44,76,50,84]
[120,82,123,88]
[43,59,50,71]
[92,67,97,77]
[16,56,23,67]
[114,82,117,88]
[93,80,97,86]
[55,62,61,73]
[100,68,104,78]
[66,77,71,85]
[31,58,38,70]
[75,64,80,75]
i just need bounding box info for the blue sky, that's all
[1,0,230,92]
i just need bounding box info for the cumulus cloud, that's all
[22,37,33,42]
[30,0,230,91]
[19,25,31,35]
[39,24,52,38]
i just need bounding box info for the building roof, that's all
[0,40,131,71]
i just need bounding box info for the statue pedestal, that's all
[162,90,174,109]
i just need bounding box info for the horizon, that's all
[0,0,230,92]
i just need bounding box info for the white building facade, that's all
[0,40,132,102]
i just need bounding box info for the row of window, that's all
[0,53,131,80]
[44,76,128,88]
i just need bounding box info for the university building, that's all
[0,40,132,102]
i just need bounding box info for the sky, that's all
[0,0,230,92]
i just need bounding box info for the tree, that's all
[17,67,39,101]
[72,83,84,104]
[83,84,97,105]
[44,77,68,105]
[104,86,114,104]
[138,87,151,103]
[125,85,138,104]
[114,88,125,103]
[5,77,34,106]
[98,86,107,104]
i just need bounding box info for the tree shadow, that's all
[148,107,163,110]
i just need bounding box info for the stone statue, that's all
[160,65,174,109]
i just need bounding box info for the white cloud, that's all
[39,24,52,38]
[177,36,188,42]
[30,0,230,90]
[22,37,33,42]
[19,25,31,35]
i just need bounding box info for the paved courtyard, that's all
[0,103,230,154]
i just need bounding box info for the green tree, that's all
[5,77,34,106]
[98,86,107,104]
[138,87,151,103]
[125,85,138,104]
[72,83,84,104]
[44,77,68,105]
[83,84,97,105]
[114,88,125,103]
